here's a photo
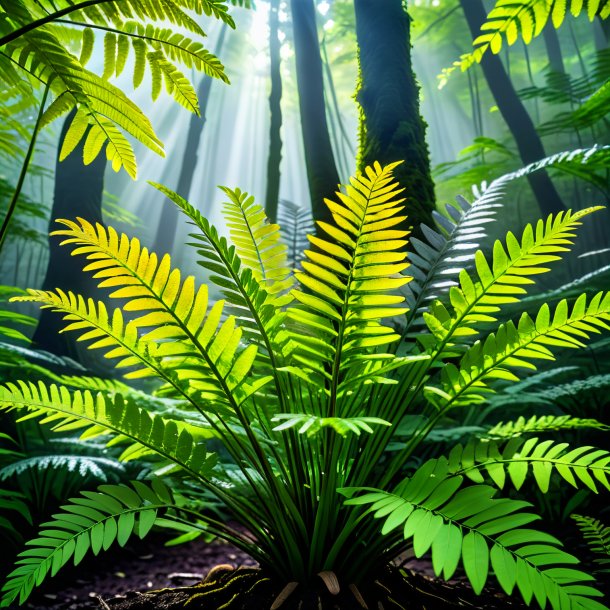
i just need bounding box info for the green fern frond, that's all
[447,437,610,493]
[0,489,31,526]
[22,218,272,408]
[0,380,217,476]
[440,0,610,86]
[0,480,174,607]
[220,186,292,292]
[271,414,391,437]
[5,28,165,177]
[117,21,229,82]
[572,514,610,573]
[423,208,603,355]
[438,292,610,406]
[289,161,412,394]
[150,183,291,361]
[340,459,606,609]
[146,50,198,112]
[0,453,125,481]
[1,0,233,177]
[487,415,610,439]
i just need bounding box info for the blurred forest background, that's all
[2,0,608,315]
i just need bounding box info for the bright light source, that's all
[318,1,330,16]
[249,4,270,50]
[323,19,334,31]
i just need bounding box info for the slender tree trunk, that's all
[290,0,339,225]
[33,111,106,362]
[321,35,355,180]
[265,0,282,223]
[153,24,228,254]
[354,0,435,231]
[543,26,565,73]
[460,0,566,216]
[593,17,609,50]
[591,17,609,51]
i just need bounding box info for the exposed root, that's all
[103,564,526,610]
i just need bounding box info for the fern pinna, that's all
[1,162,610,609]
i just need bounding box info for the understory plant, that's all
[1,162,610,609]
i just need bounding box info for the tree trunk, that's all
[290,0,339,225]
[542,26,565,73]
[265,0,282,223]
[33,111,106,363]
[593,17,609,51]
[460,0,566,216]
[153,24,228,255]
[354,0,436,232]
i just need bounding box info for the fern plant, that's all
[440,0,610,86]
[0,0,233,177]
[1,162,610,609]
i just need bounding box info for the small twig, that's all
[95,594,111,610]
[168,572,204,580]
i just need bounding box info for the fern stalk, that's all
[0,83,49,255]
[0,0,115,46]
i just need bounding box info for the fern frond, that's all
[423,208,603,355]
[271,414,391,437]
[150,183,291,362]
[1,0,234,177]
[146,50,198,112]
[0,453,125,481]
[572,514,610,573]
[487,415,610,439]
[402,190,501,334]
[0,480,175,607]
[340,459,605,609]
[447,437,610,493]
[440,0,610,86]
[0,380,217,477]
[5,28,164,177]
[439,293,610,406]
[220,186,292,293]
[116,21,229,82]
[20,219,272,414]
[289,161,412,394]
[277,199,314,271]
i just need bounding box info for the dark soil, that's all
[15,535,530,610]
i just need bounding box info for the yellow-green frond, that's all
[423,207,602,352]
[289,161,412,393]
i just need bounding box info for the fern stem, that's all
[0,83,49,256]
[0,0,116,47]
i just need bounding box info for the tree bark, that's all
[542,26,565,73]
[593,17,609,51]
[290,0,339,225]
[460,0,566,216]
[33,111,106,362]
[354,0,436,232]
[153,24,228,255]
[265,0,282,223]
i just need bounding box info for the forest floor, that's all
[16,533,532,610]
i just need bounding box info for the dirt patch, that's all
[15,535,529,610]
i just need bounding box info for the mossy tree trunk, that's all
[460,0,566,216]
[290,0,338,226]
[33,111,106,364]
[265,0,282,223]
[354,0,436,232]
